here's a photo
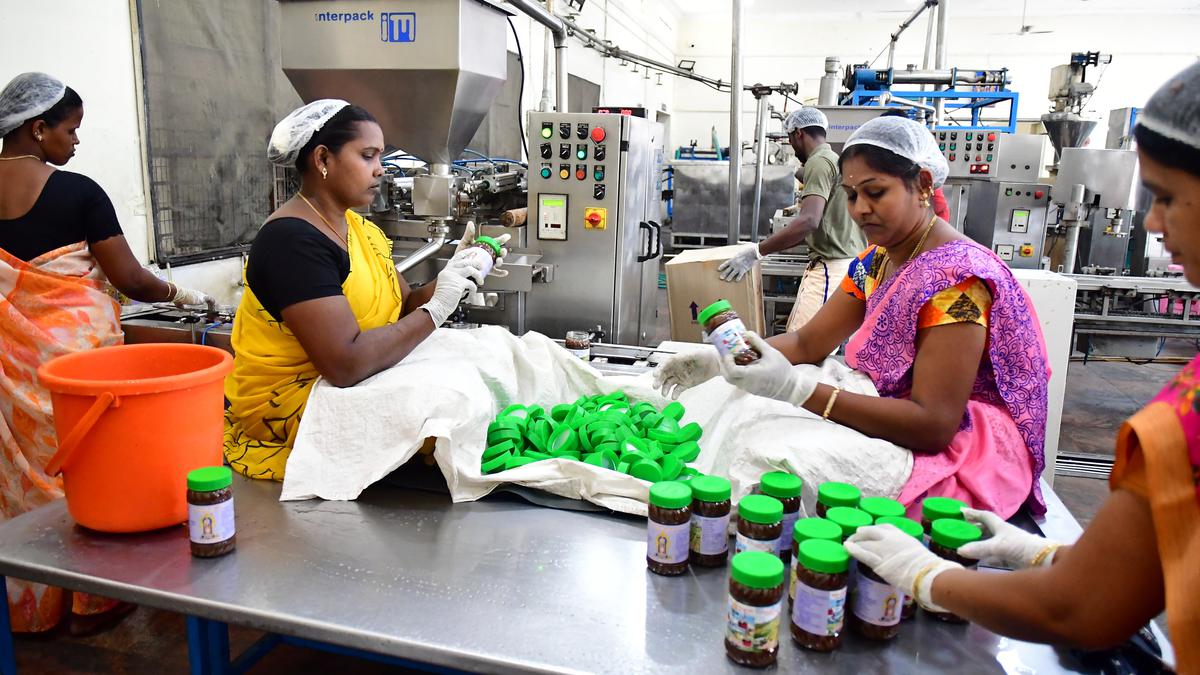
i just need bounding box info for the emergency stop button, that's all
[1034,190,1045,199]
[1020,244,1035,257]
[590,126,606,143]
[584,207,607,230]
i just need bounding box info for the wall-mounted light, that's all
[677,59,696,72]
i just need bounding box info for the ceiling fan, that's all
[993,0,1055,35]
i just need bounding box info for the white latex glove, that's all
[420,261,481,327]
[957,507,1061,569]
[718,332,817,406]
[652,349,721,400]
[171,285,217,312]
[845,524,961,613]
[453,221,511,278]
[716,242,761,282]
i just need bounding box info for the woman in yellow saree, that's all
[224,100,503,480]
[0,73,214,635]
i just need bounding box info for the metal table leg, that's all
[0,577,14,675]
[186,615,230,675]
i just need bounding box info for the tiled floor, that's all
[9,335,1192,673]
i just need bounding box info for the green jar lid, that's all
[675,422,702,443]
[506,455,539,470]
[876,516,924,540]
[825,506,873,538]
[931,519,983,549]
[187,466,232,492]
[661,401,685,421]
[798,538,850,575]
[523,451,552,461]
[690,475,731,502]
[499,404,527,418]
[738,494,783,525]
[670,441,701,463]
[490,415,524,432]
[473,235,502,257]
[859,496,905,521]
[659,454,683,481]
[646,427,677,444]
[631,460,664,483]
[550,404,572,422]
[481,452,510,474]
[549,426,578,455]
[922,496,966,523]
[697,299,733,326]
[483,440,515,460]
[792,517,842,545]
[649,481,692,509]
[731,551,785,589]
[817,481,861,508]
[680,467,701,477]
[760,471,802,499]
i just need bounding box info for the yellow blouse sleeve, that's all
[918,276,992,330]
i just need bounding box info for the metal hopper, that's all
[277,0,510,165]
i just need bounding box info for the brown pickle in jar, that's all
[725,552,785,668]
[851,564,903,640]
[734,518,782,556]
[689,475,732,567]
[647,482,692,576]
[790,540,849,652]
[700,300,760,365]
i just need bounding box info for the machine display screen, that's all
[543,199,565,207]
[1010,208,1030,234]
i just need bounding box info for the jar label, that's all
[708,318,752,360]
[779,511,800,556]
[462,247,495,278]
[734,532,780,556]
[852,571,903,627]
[647,521,690,564]
[189,498,235,545]
[792,581,846,636]
[567,348,590,360]
[727,597,782,653]
[690,513,730,555]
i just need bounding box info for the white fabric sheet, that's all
[281,327,913,516]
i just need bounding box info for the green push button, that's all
[540,125,553,139]
[540,167,551,179]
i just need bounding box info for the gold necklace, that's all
[0,154,40,162]
[882,216,938,279]
[297,192,349,248]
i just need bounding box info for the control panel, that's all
[534,117,613,242]
[962,181,1053,270]
[938,132,1048,182]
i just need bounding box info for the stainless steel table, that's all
[0,475,1163,674]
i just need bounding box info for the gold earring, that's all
[321,167,328,180]
[920,192,930,208]
[35,134,43,141]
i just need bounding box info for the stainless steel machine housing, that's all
[525,112,665,345]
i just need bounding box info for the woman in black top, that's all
[0,72,215,636]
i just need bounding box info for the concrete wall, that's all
[672,8,1200,152]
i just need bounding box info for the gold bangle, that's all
[166,281,177,303]
[911,562,942,609]
[1030,543,1062,568]
[822,387,841,420]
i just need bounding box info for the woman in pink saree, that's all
[0,73,214,635]
[656,116,1049,518]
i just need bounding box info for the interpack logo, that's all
[381,12,416,42]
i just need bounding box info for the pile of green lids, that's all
[481,391,704,483]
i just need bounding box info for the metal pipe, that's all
[508,0,568,112]
[750,96,769,243]
[887,1,934,70]
[539,7,553,111]
[728,0,744,245]
[934,0,948,124]
[880,91,936,113]
[818,57,840,105]
[1061,182,1087,275]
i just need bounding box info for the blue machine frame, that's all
[845,68,1019,134]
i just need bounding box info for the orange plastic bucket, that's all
[38,343,233,533]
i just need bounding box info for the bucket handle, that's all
[45,391,118,476]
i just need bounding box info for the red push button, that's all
[987,132,996,142]
[1034,190,1045,199]
[590,127,606,143]
[576,168,586,180]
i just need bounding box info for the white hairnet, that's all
[783,107,828,134]
[267,99,350,167]
[0,72,67,138]
[1137,60,1200,150]
[843,116,949,188]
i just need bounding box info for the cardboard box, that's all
[665,246,766,343]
